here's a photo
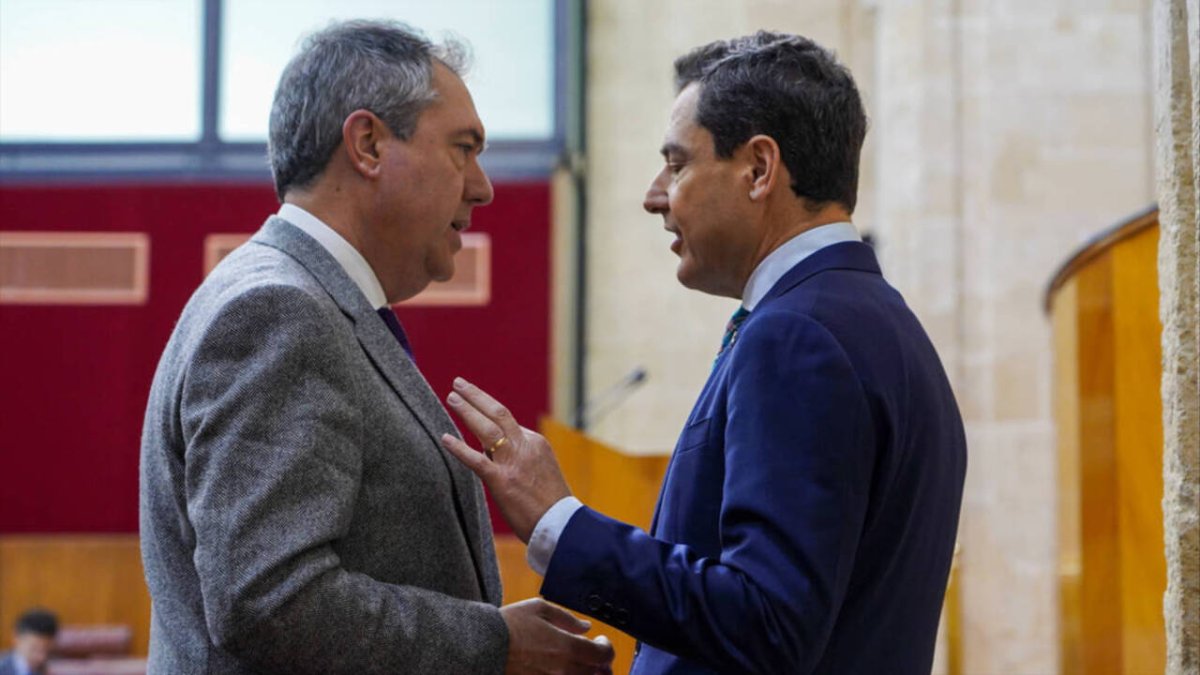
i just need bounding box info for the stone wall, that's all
[872,0,1156,671]
[1153,0,1199,671]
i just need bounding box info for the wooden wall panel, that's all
[0,536,150,656]
[0,232,149,305]
[1051,213,1166,674]
[1054,277,1084,675]
[495,534,544,606]
[1075,255,1123,674]
[1111,227,1166,674]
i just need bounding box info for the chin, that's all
[676,260,702,290]
[677,264,733,298]
[431,261,456,283]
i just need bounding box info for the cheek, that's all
[670,183,715,238]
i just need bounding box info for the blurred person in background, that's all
[0,609,58,675]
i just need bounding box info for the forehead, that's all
[662,82,709,154]
[421,63,485,134]
[668,82,701,130]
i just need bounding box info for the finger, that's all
[553,634,614,675]
[563,663,596,675]
[566,631,616,667]
[539,601,591,634]
[452,377,523,437]
[592,636,613,674]
[440,433,495,479]
[564,658,597,672]
[446,391,506,448]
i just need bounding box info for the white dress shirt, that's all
[277,203,388,309]
[525,221,862,575]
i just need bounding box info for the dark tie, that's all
[376,306,415,361]
[717,306,751,358]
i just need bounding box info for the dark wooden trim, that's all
[1044,204,1159,314]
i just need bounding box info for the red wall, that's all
[0,182,551,534]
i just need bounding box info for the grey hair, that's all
[268,19,470,201]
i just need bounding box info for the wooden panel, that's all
[1052,218,1166,674]
[495,534,543,606]
[1075,253,1123,674]
[0,536,150,656]
[1054,277,1084,675]
[0,232,148,305]
[203,233,249,275]
[1111,226,1166,674]
[542,417,668,530]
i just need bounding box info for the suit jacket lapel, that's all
[352,313,498,601]
[253,217,498,602]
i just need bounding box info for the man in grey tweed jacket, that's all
[139,20,613,675]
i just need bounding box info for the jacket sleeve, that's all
[540,310,874,674]
[179,284,507,674]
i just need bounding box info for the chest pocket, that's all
[675,416,712,454]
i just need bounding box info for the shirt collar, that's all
[741,221,861,311]
[277,203,389,309]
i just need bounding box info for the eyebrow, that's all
[660,142,688,159]
[456,128,487,152]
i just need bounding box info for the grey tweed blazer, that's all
[140,217,506,674]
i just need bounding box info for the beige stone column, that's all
[1154,0,1200,672]
[872,0,1157,671]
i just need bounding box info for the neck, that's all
[752,202,851,271]
[284,187,365,252]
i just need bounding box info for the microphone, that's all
[578,367,649,429]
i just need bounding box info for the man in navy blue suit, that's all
[443,31,967,674]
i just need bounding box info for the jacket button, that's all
[586,594,603,612]
[615,607,629,625]
[600,602,614,621]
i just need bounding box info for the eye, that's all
[667,161,685,175]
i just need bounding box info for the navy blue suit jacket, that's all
[541,242,967,674]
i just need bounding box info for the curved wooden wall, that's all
[1047,206,1165,674]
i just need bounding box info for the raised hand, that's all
[441,377,571,542]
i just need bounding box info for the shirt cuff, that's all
[525,496,585,576]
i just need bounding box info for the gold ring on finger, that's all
[485,436,508,461]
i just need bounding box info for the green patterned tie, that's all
[717,306,751,360]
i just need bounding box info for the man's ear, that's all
[744,134,782,202]
[342,109,386,179]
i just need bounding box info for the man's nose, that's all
[466,159,494,206]
[643,168,669,214]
